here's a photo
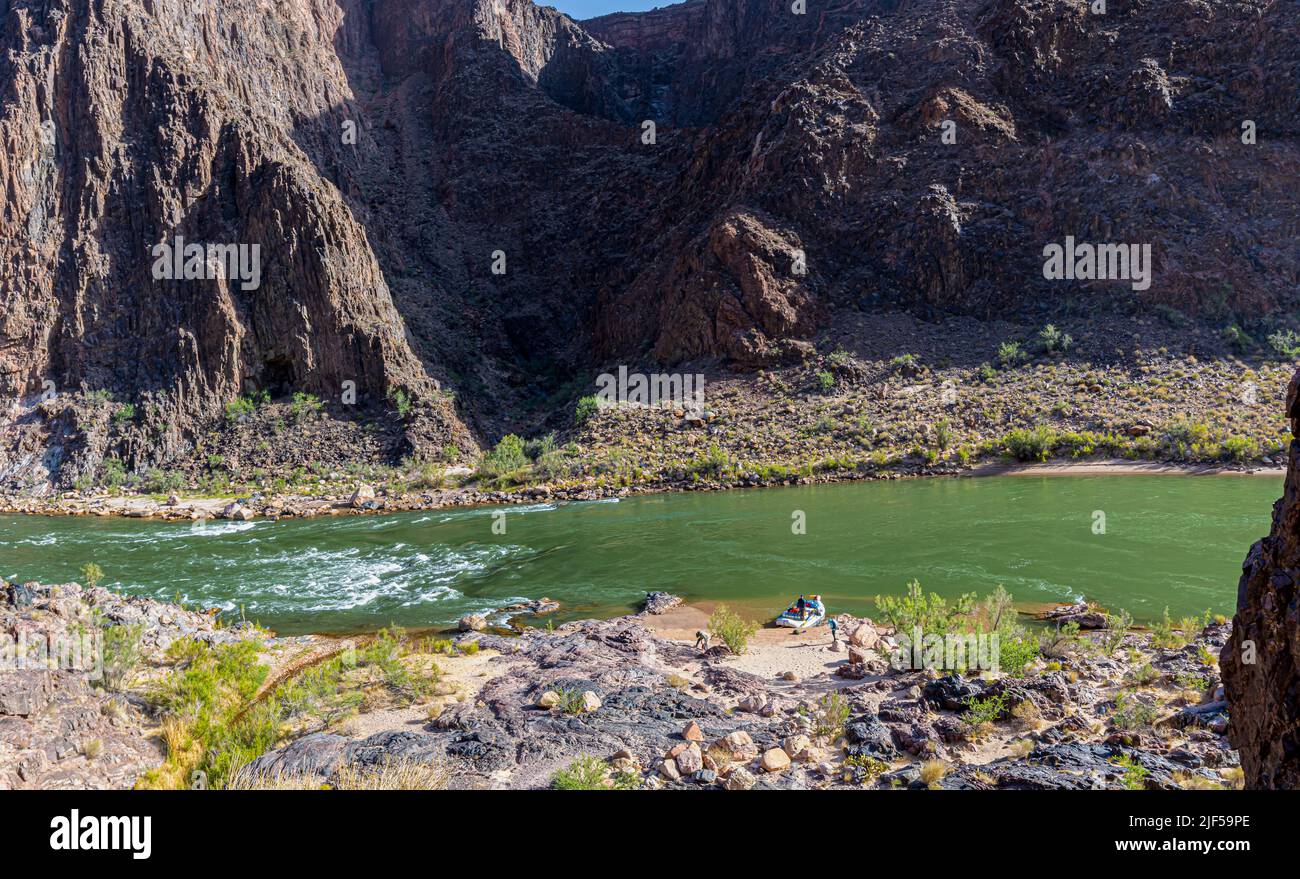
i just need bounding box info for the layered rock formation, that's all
[0,0,1296,489]
[1222,368,1300,789]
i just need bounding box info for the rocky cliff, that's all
[1221,368,1300,789]
[0,0,1296,490]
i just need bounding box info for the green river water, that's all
[0,474,1282,635]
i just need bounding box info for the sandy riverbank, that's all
[970,459,1284,478]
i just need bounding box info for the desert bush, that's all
[1267,329,1300,359]
[708,604,759,655]
[551,755,628,790]
[101,624,143,692]
[919,759,948,789]
[1004,425,1058,462]
[574,395,602,425]
[813,692,850,740]
[1038,324,1073,354]
[873,579,974,636]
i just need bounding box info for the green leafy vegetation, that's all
[224,391,268,424]
[1037,324,1073,354]
[388,387,413,418]
[1113,753,1150,790]
[708,604,759,655]
[101,624,143,692]
[1111,690,1159,732]
[574,394,602,425]
[550,755,636,790]
[79,562,104,587]
[477,434,529,484]
[962,693,1009,736]
[813,692,849,740]
[1003,424,1058,462]
[873,579,975,635]
[290,392,323,423]
[1267,329,1300,359]
[997,340,1025,368]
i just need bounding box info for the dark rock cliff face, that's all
[1221,369,1300,790]
[0,0,1296,488]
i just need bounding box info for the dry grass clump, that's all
[1008,738,1035,758]
[1010,699,1041,730]
[1172,770,1224,790]
[226,759,450,791]
[919,759,948,789]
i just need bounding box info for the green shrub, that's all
[1267,329,1300,359]
[686,443,733,479]
[889,353,920,374]
[997,341,1025,368]
[1038,621,1082,658]
[111,404,135,427]
[290,392,323,422]
[574,395,602,425]
[813,692,849,740]
[1221,435,1258,462]
[1100,609,1133,656]
[388,387,413,418]
[1111,690,1159,731]
[998,636,1039,677]
[933,419,953,451]
[553,686,589,716]
[551,756,626,790]
[101,458,127,488]
[1113,753,1150,790]
[962,693,1009,730]
[79,562,104,588]
[814,369,835,393]
[1150,607,1189,649]
[873,579,974,636]
[478,434,528,480]
[1124,662,1160,687]
[1222,324,1251,354]
[142,468,186,494]
[101,624,143,692]
[844,753,889,782]
[224,391,266,424]
[1160,418,1214,461]
[1037,324,1073,354]
[1004,425,1058,462]
[708,604,759,655]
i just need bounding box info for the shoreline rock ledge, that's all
[1221,367,1300,789]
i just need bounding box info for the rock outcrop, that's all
[1221,369,1300,789]
[1,0,1297,491]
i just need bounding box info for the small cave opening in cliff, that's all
[259,356,297,399]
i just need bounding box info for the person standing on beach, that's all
[695,629,710,653]
[828,618,839,646]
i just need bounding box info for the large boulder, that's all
[1221,368,1300,789]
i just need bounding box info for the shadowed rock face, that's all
[1221,369,1300,789]
[1,0,1297,486]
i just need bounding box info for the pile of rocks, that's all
[0,580,261,789]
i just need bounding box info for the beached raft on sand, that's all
[775,595,825,630]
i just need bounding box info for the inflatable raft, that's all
[775,595,825,629]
